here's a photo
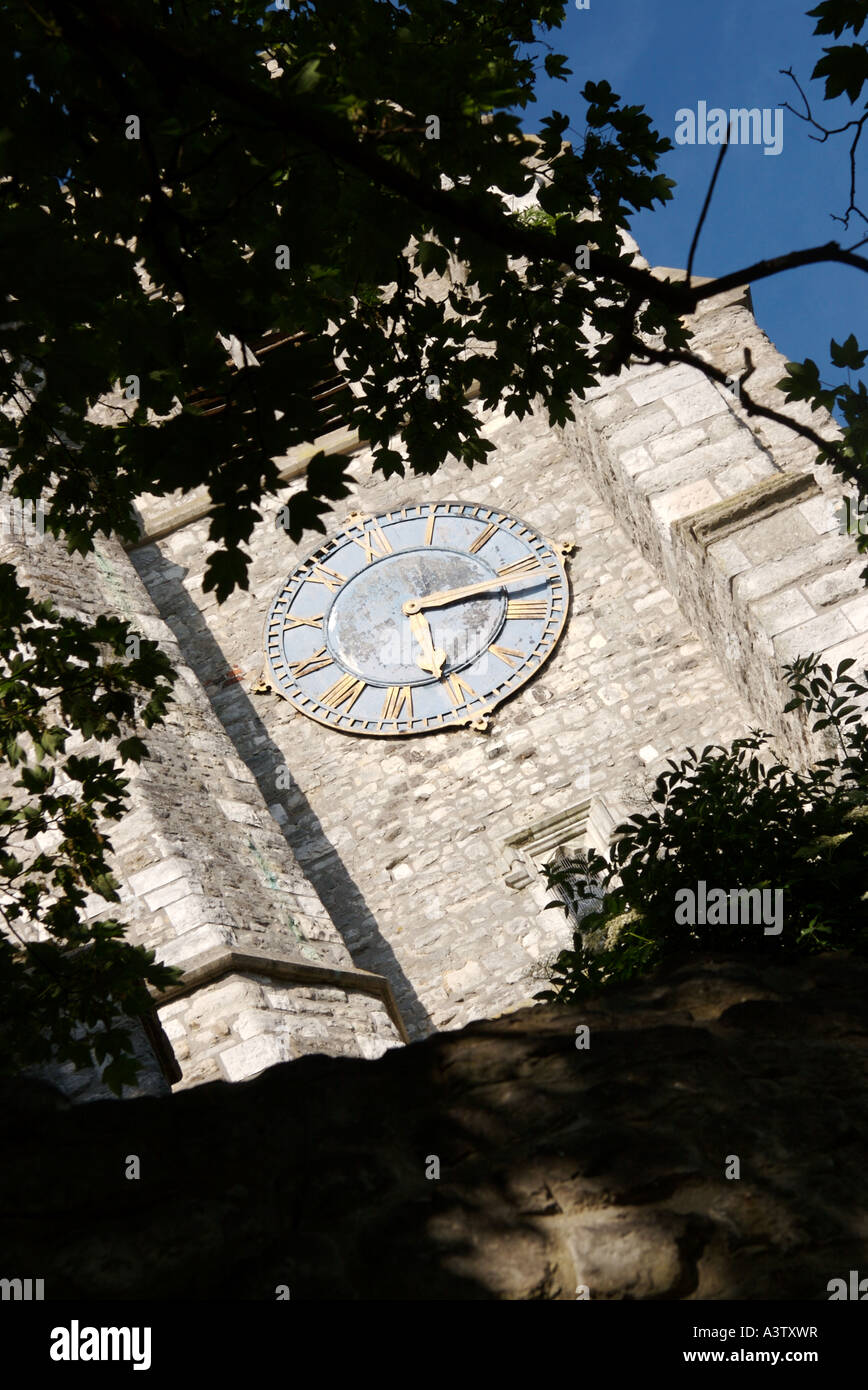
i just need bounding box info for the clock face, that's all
[263,500,569,736]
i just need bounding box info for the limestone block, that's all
[605,407,676,453]
[707,537,751,579]
[127,856,190,897]
[568,1211,693,1300]
[634,588,674,613]
[624,362,699,405]
[234,1008,289,1041]
[218,1033,294,1082]
[798,493,846,535]
[291,1020,330,1045]
[733,535,851,602]
[715,460,775,497]
[819,629,868,671]
[586,393,627,426]
[144,877,198,912]
[751,588,816,637]
[443,960,484,997]
[665,379,730,427]
[773,610,856,664]
[216,798,263,826]
[800,561,866,610]
[651,478,722,530]
[157,924,235,966]
[842,592,868,634]
[186,978,257,1019]
[736,510,816,565]
[646,423,709,464]
[163,896,229,933]
[355,1035,392,1060]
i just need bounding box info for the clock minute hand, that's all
[403,572,544,615]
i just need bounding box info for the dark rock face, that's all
[2,952,867,1300]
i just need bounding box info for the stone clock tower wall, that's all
[2,519,403,1098]
[126,274,866,1052]
[9,262,863,1097]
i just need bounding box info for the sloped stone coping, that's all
[127,385,487,548]
[127,426,362,548]
[673,471,820,550]
[150,942,410,1045]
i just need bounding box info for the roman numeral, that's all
[290,646,334,679]
[488,644,523,668]
[424,510,437,545]
[468,521,498,554]
[380,685,413,724]
[321,673,366,713]
[349,518,393,564]
[506,599,548,620]
[285,613,323,631]
[441,672,478,708]
[304,563,346,593]
[498,555,544,580]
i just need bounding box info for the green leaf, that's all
[811,42,868,102]
[830,333,868,370]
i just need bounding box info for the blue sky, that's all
[523,0,866,387]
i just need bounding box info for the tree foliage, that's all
[538,658,868,1005]
[0,571,177,1090]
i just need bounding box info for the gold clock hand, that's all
[402,571,545,615]
[408,611,446,678]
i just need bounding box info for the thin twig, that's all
[685,116,733,285]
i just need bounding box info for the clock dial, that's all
[264,501,569,736]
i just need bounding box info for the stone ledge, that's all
[650,264,753,314]
[150,942,409,1044]
[127,385,487,549]
[672,471,820,551]
[128,427,364,548]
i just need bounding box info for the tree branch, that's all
[685,117,732,285]
[631,342,852,478]
[49,1,868,320]
[781,66,868,232]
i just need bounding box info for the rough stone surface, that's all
[3,952,867,1300]
[0,519,401,1088]
[125,274,868,1050]
[130,396,755,1042]
[5,254,867,1090]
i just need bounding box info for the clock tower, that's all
[6,246,850,1099]
[108,259,866,1087]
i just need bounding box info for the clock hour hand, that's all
[408,611,446,678]
[403,572,544,615]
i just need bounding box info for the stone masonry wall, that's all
[160,974,398,1086]
[1,519,401,1090]
[126,267,868,1051]
[564,275,867,764]
[130,392,756,1042]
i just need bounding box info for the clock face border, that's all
[263,499,570,737]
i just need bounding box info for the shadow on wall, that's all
[2,951,866,1299]
[129,546,433,1042]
